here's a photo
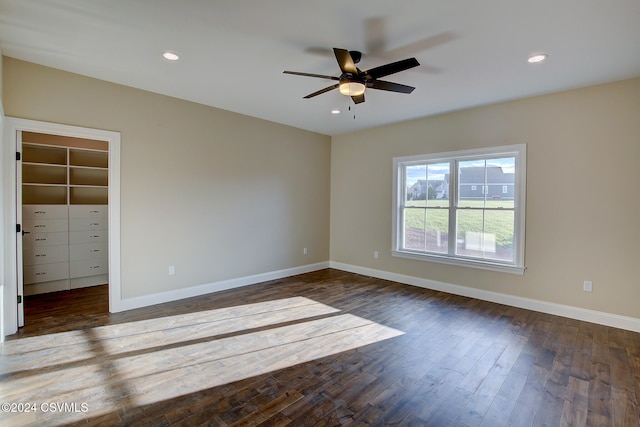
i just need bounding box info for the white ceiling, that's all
[1,1,639,136]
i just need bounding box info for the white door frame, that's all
[3,117,121,335]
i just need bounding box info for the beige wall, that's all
[331,77,640,319]
[3,57,331,299]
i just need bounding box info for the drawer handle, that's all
[34,225,46,228]
[35,272,47,276]
[90,249,100,253]
[90,210,100,214]
[90,223,100,226]
[35,211,46,214]
[90,265,101,269]
[35,238,46,242]
[35,254,47,257]
[91,235,100,238]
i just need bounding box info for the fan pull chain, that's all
[347,97,356,120]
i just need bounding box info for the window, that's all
[392,144,526,274]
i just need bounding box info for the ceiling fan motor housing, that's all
[349,50,362,64]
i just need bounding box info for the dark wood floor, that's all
[2,269,639,426]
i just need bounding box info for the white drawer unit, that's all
[68,204,109,289]
[24,262,70,284]
[23,244,69,266]
[69,230,107,244]
[69,205,107,219]
[22,206,72,288]
[23,231,69,247]
[23,204,68,219]
[69,243,108,261]
[21,204,108,292]
[70,259,108,278]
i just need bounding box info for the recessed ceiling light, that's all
[331,109,341,115]
[162,51,180,61]
[528,53,548,63]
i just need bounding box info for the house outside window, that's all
[392,144,526,274]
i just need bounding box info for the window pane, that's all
[426,162,450,207]
[485,210,514,262]
[403,208,448,253]
[425,209,448,253]
[405,164,426,206]
[486,157,515,208]
[403,208,426,251]
[456,209,483,257]
[458,157,516,208]
[456,210,515,262]
[458,160,485,208]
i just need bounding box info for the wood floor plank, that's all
[507,364,550,427]
[2,269,639,426]
[560,376,589,427]
[611,385,640,427]
[588,362,613,423]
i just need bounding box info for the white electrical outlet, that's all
[583,280,592,292]
[169,265,176,276]
[303,247,308,255]
[374,251,379,259]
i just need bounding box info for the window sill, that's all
[391,250,525,275]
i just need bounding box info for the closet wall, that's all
[21,131,109,295]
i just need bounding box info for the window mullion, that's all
[448,160,457,256]
[423,207,427,251]
[397,165,405,250]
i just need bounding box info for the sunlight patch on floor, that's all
[0,297,404,426]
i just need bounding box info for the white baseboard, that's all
[113,262,330,312]
[329,261,640,333]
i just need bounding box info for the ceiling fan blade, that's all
[364,16,387,56]
[351,93,365,104]
[304,84,339,99]
[333,48,358,74]
[366,57,420,79]
[283,71,339,81]
[371,80,415,94]
[384,32,455,58]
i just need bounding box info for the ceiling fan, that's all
[283,48,420,104]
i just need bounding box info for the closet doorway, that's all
[20,131,109,293]
[6,118,121,332]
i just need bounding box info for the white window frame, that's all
[392,144,526,275]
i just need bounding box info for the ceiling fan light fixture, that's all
[339,81,365,96]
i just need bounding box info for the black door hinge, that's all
[16,152,21,161]
[17,295,22,304]
[16,224,21,233]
